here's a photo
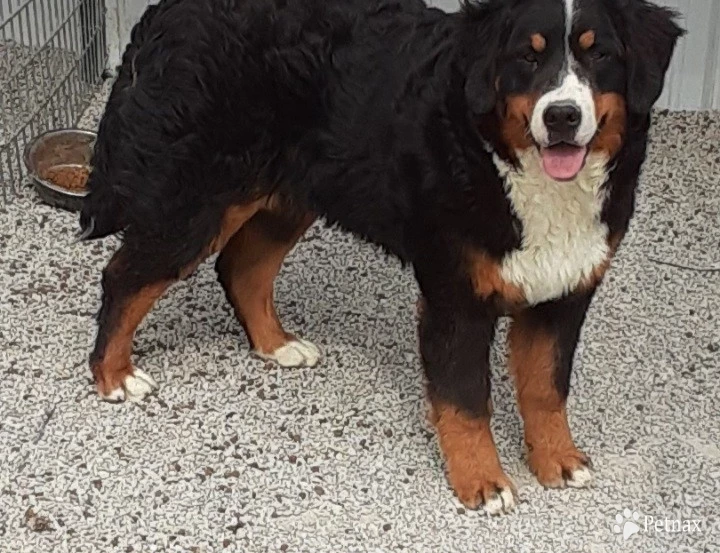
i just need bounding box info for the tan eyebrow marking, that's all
[531,33,547,53]
[579,30,596,50]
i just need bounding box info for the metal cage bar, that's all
[0,0,107,203]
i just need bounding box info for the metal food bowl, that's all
[23,128,96,212]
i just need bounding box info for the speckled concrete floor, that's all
[0,97,718,552]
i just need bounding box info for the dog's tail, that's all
[78,153,126,241]
[79,2,169,241]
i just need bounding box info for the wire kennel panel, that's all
[0,0,107,203]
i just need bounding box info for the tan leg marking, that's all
[217,212,316,360]
[509,315,590,487]
[429,399,516,512]
[93,280,170,398]
[93,199,265,399]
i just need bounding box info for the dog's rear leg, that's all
[216,211,319,367]
[91,200,265,401]
[91,252,170,402]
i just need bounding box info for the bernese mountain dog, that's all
[80,0,683,513]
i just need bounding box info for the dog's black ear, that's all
[623,0,684,114]
[461,0,507,115]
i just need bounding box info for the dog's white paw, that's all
[257,339,321,368]
[484,486,517,515]
[100,368,158,403]
[565,465,594,488]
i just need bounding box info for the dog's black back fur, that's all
[82,0,521,271]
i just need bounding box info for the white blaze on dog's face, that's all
[528,0,596,180]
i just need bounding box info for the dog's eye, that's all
[522,53,538,66]
[590,50,608,61]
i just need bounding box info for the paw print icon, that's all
[613,509,642,540]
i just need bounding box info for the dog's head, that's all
[462,0,684,180]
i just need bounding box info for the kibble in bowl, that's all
[24,128,96,212]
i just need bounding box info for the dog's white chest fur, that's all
[495,150,610,305]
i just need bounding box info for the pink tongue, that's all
[541,145,587,180]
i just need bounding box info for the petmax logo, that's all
[613,509,704,541]
[643,515,704,534]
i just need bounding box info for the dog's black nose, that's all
[543,102,581,135]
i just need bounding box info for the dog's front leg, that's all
[509,291,595,488]
[418,296,517,514]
